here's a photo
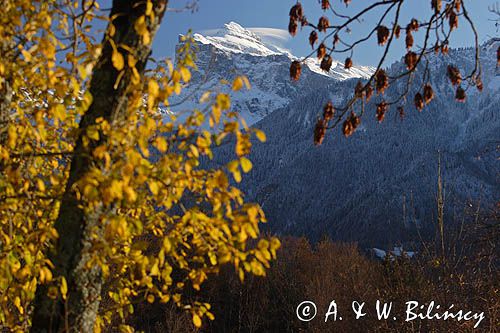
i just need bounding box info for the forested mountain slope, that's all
[176,24,499,247]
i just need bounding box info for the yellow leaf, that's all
[7,126,17,148]
[86,127,100,141]
[216,94,231,110]
[238,268,245,282]
[174,82,181,95]
[232,76,251,91]
[241,76,251,89]
[21,49,32,62]
[180,67,191,82]
[135,16,146,33]
[123,186,137,202]
[240,157,252,173]
[154,137,168,153]
[53,104,66,121]
[77,64,87,79]
[150,261,159,276]
[227,160,239,172]
[145,1,153,16]
[109,180,123,200]
[199,91,211,103]
[163,237,172,252]
[254,129,266,142]
[193,314,202,328]
[148,181,159,195]
[40,267,53,283]
[127,54,137,68]
[148,80,159,98]
[189,145,199,158]
[232,77,243,91]
[14,297,23,314]
[212,105,221,125]
[60,277,68,300]
[112,50,124,71]
[36,178,46,192]
[232,170,242,183]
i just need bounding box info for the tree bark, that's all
[31,1,168,332]
[0,34,14,155]
[0,80,12,142]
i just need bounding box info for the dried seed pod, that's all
[345,57,353,69]
[497,46,500,66]
[354,81,364,98]
[423,84,434,104]
[406,32,414,49]
[343,0,352,5]
[447,65,462,86]
[455,86,466,102]
[290,61,302,81]
[323,101,335,121]
[314,119,327,145]
[343,112,360,138]
[301,16,309,27]
[394,25,401,39]
[377,25,390,45]
[434,42,440,54]
[288,18,298,36]
[350,112,361,127]
[365,84,373,101]
[320,55,333,72]
[375,69,389,94]
[432,0,442,13]
[317,43,327,60]
[476,77,483,92]
[398,106,405,120]
[333,33,339,45]
[405,51,418,70]
[449,11,458,30]
[321,0,330,10]
[309,31,318,48]
[445,3,453,18]
[408,19,419,32]
[414,92,424,111]
[318,16,330,33]
[454,0,461,12]
[441,44,449,55]
[376,101,388,123]
[342,119,353,137]
[289,3,303,21]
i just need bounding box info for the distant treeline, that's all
[127,206,498,332]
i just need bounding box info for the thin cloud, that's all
[198,25,292,53]
[247,27,290,44]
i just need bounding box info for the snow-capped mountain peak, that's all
[192,21,374,79]
[193,22,281,57]
[174,22,375,126]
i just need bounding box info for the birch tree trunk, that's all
[31,1,168,331]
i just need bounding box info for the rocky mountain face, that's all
[174,23,499,248]
[171,22,374,125]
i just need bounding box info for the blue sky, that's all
[153,0,498,67]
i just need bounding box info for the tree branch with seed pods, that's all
[287,0,491,146]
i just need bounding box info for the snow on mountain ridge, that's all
[193,22,375,80]
[169,22,376,125]
[193,22,281,57]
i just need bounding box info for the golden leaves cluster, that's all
[0,1,278,331]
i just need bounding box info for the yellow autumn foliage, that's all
[0,1,279,331]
